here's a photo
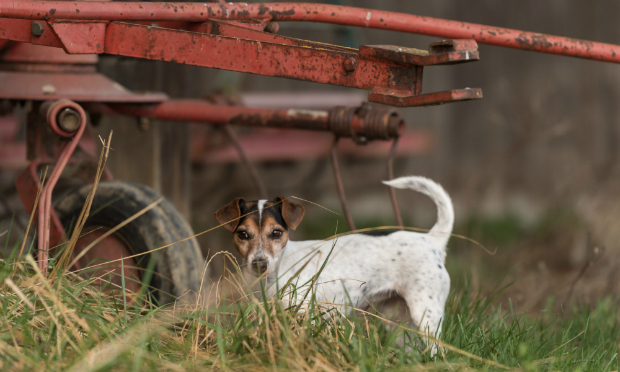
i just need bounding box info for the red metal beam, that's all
[0,19,480,107]
[370,88,482,107]
[103,22,410,92]
[0,1,618,63]
[101,22,477,107]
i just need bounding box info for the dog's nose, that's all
[251,258,269,274]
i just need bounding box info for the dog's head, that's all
[215,197,305,275]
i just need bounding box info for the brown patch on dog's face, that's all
[215,198,305,275]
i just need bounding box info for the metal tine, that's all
[222,126,268,200]
[329,137,355,231]
[387,137,403,229]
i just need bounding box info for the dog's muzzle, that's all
[251,258,269,274]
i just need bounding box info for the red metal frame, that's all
[0,1,618,63]
[1,4,484,108]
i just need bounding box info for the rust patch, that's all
[515,33,553,50]
[229,113,266,126]
[258,4,270,16]
[269,8,295,20]
[210,20,220,35]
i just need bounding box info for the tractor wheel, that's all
[55,180,205,304]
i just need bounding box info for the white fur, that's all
[257,199,267,227]
[252,199,268,262]
[250,176,453,348]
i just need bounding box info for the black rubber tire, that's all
[55,180,205,304]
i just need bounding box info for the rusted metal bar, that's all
[330,137,355,231]
[386,137,403,229]
[98,100,404,142]
[222,126,268,200]
[106,101,330,130]
[240,92,366,109]
[0,1,618,63]
[102,23,477,107]
[0,16,482,108]
[37,99,86,274]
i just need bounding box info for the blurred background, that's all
[1,0,619,311]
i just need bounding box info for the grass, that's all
[0,224,619,371]
[1,135,618,371]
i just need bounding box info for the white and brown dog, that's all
[216,176,453,343]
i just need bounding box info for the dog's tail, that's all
[382,176,454,247]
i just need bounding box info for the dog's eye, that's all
[237,231,249,240]
[271,230,282,239]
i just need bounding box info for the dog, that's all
[215,176,453,347]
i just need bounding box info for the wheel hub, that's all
[72,227,142,294]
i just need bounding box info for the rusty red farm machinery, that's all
[0,1,618,302]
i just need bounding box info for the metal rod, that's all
[107,101,331,131]
[37,100,86,274]
[387,137,403,229]
[222,126,268,200]
[330,137,355,231]
[98,100,403,141]
[1,1,619,63]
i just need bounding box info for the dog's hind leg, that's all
[402,269,450,355]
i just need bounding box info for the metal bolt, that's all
[265,22,280,34]
[41,84,56,95]
[31,22,44,36]
[138,116,151,131]
[343,57,358,72]
[57,108,81,132]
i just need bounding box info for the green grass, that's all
[0,222,619,372]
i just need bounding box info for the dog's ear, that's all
[274,197,305,230]
[215,198,245,232]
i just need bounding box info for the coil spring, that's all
[329,103,403,143]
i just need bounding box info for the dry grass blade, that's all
[17,167,47,258]
[327,226,496,255]
[66,323,169,372]
[0,339,42,371]
[542,330,585,358]
[289,196,340,215]
[4,278,35,311]
[67,197,163,271]
[54,131,113,277]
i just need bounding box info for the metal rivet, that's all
[138,116,150,131]
[343,57,358,72]
[265,22,280,34]
[31,22,44,36]
[41,84,56,94]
